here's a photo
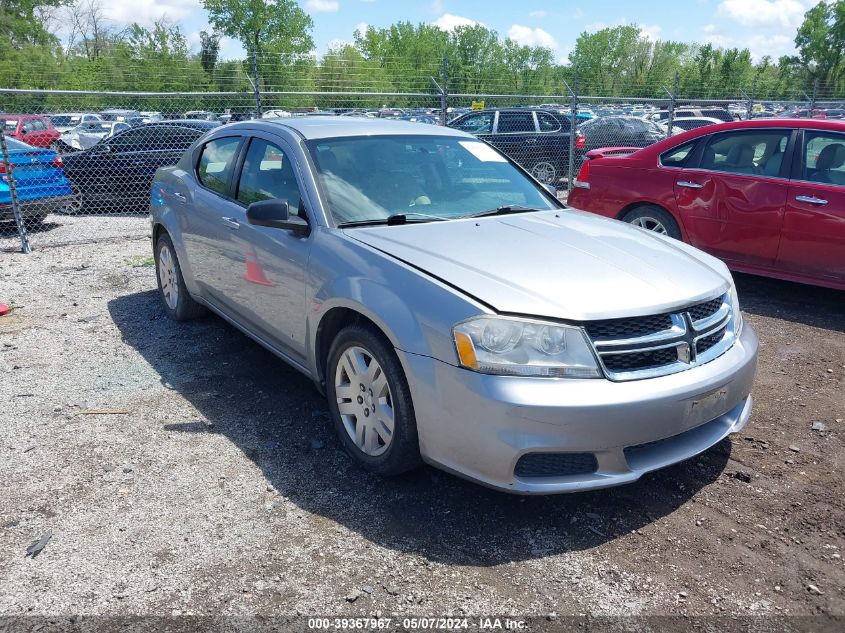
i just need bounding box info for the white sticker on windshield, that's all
[459,141,507,163]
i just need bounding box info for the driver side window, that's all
[451,112,494,134]
[236,138,303,214]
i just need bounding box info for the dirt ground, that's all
[0,231,842,623]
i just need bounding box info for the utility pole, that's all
[431,56,449,126]
[663,72,679,138]
[251,50,262,118]
[565,63,579,192]
[746,74,758,120]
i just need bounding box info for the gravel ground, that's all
[0,231,843,622]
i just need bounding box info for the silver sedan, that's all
[149,118,758,494]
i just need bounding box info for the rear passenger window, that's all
[804,132,845,186]
[237,138,302,212]
[197,137,241,195]
[699,131,790,176]
[497,112,535,133]
[660,141,696,167]
[537,112,562,132]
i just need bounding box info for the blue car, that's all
[1,137,75,225]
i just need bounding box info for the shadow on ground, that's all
[108,290,733,566]
[734,273,844,333]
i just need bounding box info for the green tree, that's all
[199,30,220,74]
[794,0,845,94]
[201,0,313,57]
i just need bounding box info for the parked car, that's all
[783,108,826,119]
[49,113,102,133]
[448,108,572,184]
[567,119,845,291]
[100,109,141,122]
[140,111,164,123]
[399,114,438,125]
[573,116,666,169]
[648,108,735,123]
[262,109,292,119]
[149,117,757,494]
[57,120,133,151]
[1,115,61,148]
[658,116,724,133]
[184,110,218,121]
[0,137,74,225]
[61,121,218,213]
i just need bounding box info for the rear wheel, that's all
[326,324,421,476]
[154,233,206,321]
[622,205,681,240]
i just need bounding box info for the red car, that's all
[567,119,845,291]
[1,115,61,148]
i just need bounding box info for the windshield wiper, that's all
[462,205,544,219]
[338,212,448,228]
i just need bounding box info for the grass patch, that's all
[126,255,155,268]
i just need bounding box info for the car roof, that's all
[225,117,473,140]
[627,118,845,158]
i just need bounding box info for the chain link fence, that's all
[1,55,842,252]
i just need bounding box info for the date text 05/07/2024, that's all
[307,617,528,630]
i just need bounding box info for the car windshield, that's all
[306,135,557,225]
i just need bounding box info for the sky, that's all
[97,0,816,63]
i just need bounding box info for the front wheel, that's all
[621,205,682,240]
[326,325,421,476]
[530,159,558,185]
[154,233,206,321]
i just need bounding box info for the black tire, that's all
[326,324,421,476]
[154,232,206,321]
[621,204,682,240]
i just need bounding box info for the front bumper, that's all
[399,324,758,494]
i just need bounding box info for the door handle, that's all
[221,217,240,229]
[173,192,187,203]
[795,195,828,205]
[676,180,704,189]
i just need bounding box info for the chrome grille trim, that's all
[586,294,736,381]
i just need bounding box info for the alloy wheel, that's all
[157,243,179,310]
[531,161,556,184]
[630,216,668,234]
[334,345,394,457]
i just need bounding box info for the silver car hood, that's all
[344,210,731,322]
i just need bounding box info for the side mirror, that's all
[246,199,310,235]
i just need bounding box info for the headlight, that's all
[729,282,743,336]
[453,316,601,378]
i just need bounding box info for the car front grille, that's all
[514,452,598,478]
[585,313,674,340]
[687,297,722,322]
[585,294,736,381]
[601,347,679,373]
